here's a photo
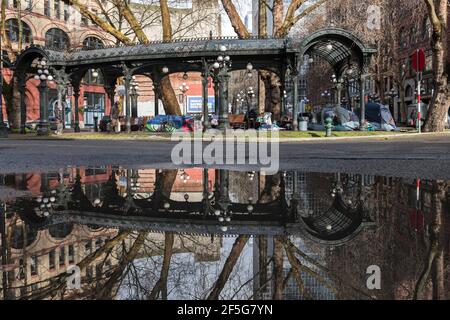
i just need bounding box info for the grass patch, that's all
[4,129,414,141]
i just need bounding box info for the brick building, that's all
[1,0,221,129]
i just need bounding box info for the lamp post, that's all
[213,45,231,130]
[34,58,53,135]
[179,82,190,115]
[130,76,139,119]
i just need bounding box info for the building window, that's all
[26,0,33,11]
[83,36,104,50]
[18,259,26,279]
[95,238,104,249]
[45,28,70,50]
[85,241,92,256]
[49,249,56,269]
[5,19,32,44]
[86,266,93,281]
[44,0,51,17]
[30,256,38,276]
[54,0,61,19]
[81,15,88,26]
[68,245,75,264]
[59,246,66,266]
[64,0,70,21]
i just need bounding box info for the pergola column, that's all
[154,87,160,116]
[73,85,81,133]
[56,83,66,131]
[213,77,220,116]
[217,69,230,130]
[202,61,210,130]
[359,74,366,127]
[19,78,26,134]
[37,79,50,135]
[336,81,343,108]
[292,73,299,131]
[125,77,131,133]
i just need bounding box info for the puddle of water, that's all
[0,166,448,300]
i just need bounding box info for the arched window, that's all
[5,19,32,44]
[83,36,104,49]
[45,28,70,50]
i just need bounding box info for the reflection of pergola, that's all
[11,169,374,245]
[13,28,375,133]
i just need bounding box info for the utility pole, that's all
[0,33,9,137]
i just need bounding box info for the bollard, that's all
[325,117,333,137]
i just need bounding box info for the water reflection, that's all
[0,167,448,300]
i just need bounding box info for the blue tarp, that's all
[147,115,193,129]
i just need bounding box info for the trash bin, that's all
[299,117,308,132]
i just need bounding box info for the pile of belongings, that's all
[365,103,398,131]
[257,112,284,131]
[146,115,194,132]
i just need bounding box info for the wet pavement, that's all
[0,166,449,300]
[1,135,450,179]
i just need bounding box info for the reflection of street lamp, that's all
[35,189,58,218]
[180,169,190,183]
[33,58,54,135]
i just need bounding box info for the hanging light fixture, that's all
[162,66,169,74]
[326,41,333,51]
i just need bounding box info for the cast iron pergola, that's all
[12,28,375,133]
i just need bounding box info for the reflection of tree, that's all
[414,181,447,300]
[148,233,174,300]
[207,235,249,300]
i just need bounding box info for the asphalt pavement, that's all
[0,134,449,180]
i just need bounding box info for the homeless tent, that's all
[365,103,397,131]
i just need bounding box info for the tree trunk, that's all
[160,76,182,115]
[221,0,251,39]
[423,0,449,132]
[260,72,282,121]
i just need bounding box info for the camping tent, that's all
[365,103,397,131]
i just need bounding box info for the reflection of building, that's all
[2,221,118,299]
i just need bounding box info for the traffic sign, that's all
[412,49,426,73]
